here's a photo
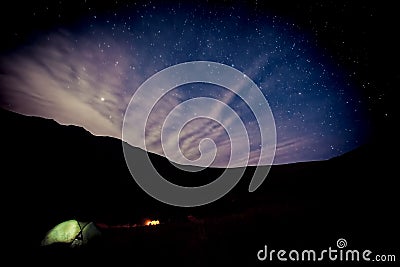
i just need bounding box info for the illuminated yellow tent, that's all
[41,219,101,248]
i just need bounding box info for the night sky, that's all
[0,1,396,166]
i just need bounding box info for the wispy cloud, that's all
[0,26,364,167]
[0,31,132,137]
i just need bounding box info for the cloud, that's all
[0,31,282,167]
[0,25,365,167]
[0,31,132,138]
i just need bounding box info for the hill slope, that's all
[1,108,397,265]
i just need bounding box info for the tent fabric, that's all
[41,219,101,247]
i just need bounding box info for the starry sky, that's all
[0,1,396,167]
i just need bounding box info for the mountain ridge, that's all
[1,108,362,167]
[1,107,397,262]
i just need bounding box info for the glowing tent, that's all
[41,219,101,248]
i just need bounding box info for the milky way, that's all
[0,1,369,166]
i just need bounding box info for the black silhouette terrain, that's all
[1,108,397,265]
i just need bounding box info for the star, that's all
[0,0,372,166]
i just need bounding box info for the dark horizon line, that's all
[1,107,361,168]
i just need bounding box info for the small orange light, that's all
[144,219,160,226]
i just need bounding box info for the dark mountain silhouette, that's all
[1,108,397,265]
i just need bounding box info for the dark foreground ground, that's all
[33,212,398,266]
[1,109,398,266]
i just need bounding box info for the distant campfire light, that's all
[144,219,160,226]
